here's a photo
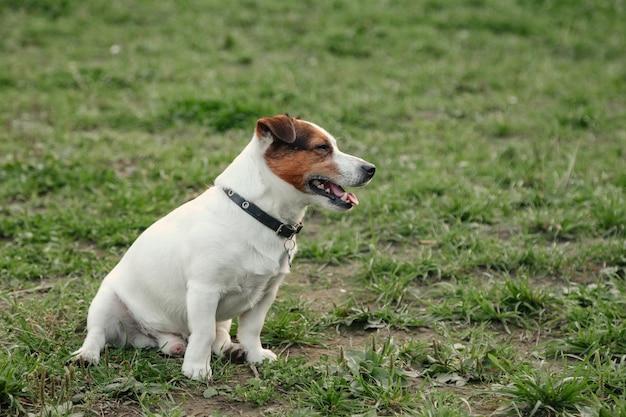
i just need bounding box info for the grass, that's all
[1,0,625,415]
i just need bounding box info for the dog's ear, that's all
[256,114,296,144]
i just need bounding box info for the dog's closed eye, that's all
[314,143,332,154]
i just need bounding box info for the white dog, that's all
[73,114,375,380]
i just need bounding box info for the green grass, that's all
[1,0,626,415]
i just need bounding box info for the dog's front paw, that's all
[246,348,277,364]
[181,361,212,381]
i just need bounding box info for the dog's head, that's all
[257,114,375,212]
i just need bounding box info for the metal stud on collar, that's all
[222,188,303,239]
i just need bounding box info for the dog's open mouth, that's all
[308,178,359,207]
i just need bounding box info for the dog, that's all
[72,114,375,380]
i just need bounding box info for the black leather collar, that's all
[223,188,303,239]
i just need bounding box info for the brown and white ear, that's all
[256,114,296,144]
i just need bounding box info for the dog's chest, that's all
[215,270,285,321]
[212,242,294,321]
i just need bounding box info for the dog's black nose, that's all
[362,164,376,178]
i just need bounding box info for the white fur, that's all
[73,118,374,380]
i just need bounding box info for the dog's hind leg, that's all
[72,286,125,364]
[128,332,158,349]
[212,320,233,355]
[72,327,106,364]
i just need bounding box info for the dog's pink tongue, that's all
[346,192,359,205]
[329,182,359,206]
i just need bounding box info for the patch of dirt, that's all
[181,396,274,417]
[281,259,438,353]
[283,261,359,310]
[82,399,145,417]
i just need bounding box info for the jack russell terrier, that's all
[73,114,375,380]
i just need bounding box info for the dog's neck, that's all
[214,139,308,227]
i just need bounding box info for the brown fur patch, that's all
[264,119,340,191]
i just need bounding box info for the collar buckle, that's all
[223,188,303,239]
[276,223,303,239]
